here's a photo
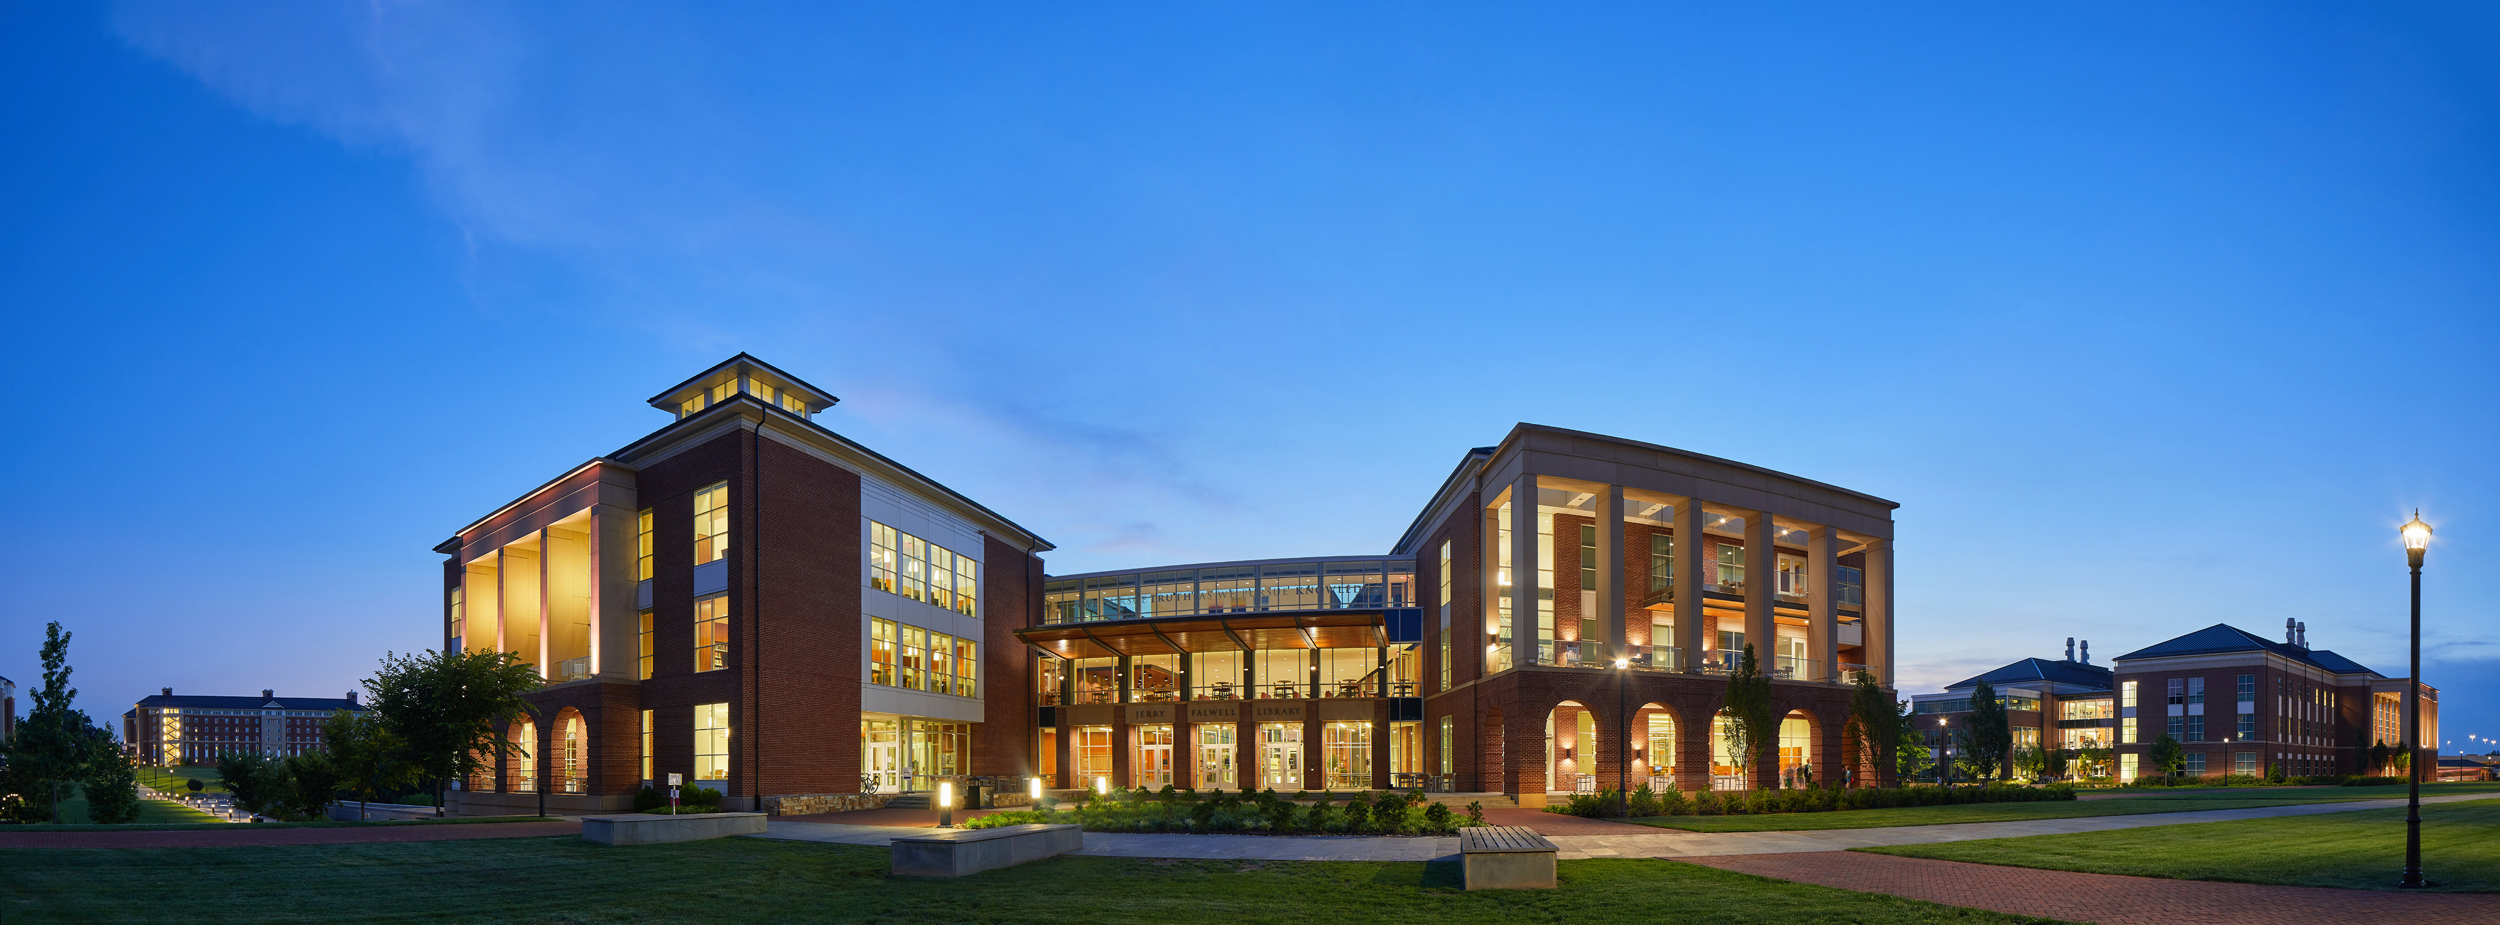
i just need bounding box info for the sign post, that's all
[668,772,682,815]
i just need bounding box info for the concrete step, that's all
[1423,793,1515,810]
[883,794,932,809]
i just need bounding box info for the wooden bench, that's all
[1460,825,1557,890]
[891,824,1083,878]
[580,812,766,846]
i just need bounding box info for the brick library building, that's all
[436,356,1900,814]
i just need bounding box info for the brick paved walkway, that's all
[775,806,1014,827]
[1479,806,1661,835]
[0,820,581,849]
[1682,851,2500,925]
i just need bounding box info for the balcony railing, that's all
[1770,656,1819,682]
[1838,662,1872,685]
[557,657,591,682]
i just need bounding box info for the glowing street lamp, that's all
[938,781,956,828]
[2399,510,2432,890]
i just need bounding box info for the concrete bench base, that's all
[1461,825,1558,890]
[892,824,1082,878]
[581,812,767,845]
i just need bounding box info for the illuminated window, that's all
[899,532,927,602]
[637,509,653,581]
[928,633,956,695]
[637,611,653,680]
[1650,535,1674,595]
[449,587,465,652]
[899,625,926,690]
[1439,716,1454,775]
[1716,544,1745,589]
[508,721,537,793]
[640,710,653,782]
[693,484,729,565]
[870,522,897,593]
[745,378,776,403]
[1438,540,1453,691]
[1579,524,1598,590]
[955,637,978,697]
[694,703,729,781]
[559,713,586,793]
[953,557,977,617]
[870,619,896,686]
[928,546,955,611]
[695,596,728,672]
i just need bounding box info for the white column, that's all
[1671,500,1706,668]
[1509,473,1538,664]
[1743,513,1775,671]
[1807,526,1838,683]
[1481,501,1503,666]
[539,527,554,679]
[593,503,641,681]
[1862,539,1894,687]
[1597,486,1625,657]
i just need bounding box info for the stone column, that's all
[1481,504,1503,673]
[593,504,640,681]
[1807,525,1838,684]
[538,526,555,680]
[1509,473,1538,664]
[1742,514,1775,672]
[1597,486,1626,657]
[1863,540,1894,688]
[1671,501,1707,669]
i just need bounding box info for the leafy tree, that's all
[2147,733,2185,783]
[2009,745,2043,781]
[2076,739,2111,780]
[184,777,205,794]
[1846,672,1897,787]
[217,752,285,816]
[273,752,346,820]
[322,709,418,821]
[362,649,542,814]
[81,731,142,824]
[2045,747,2070,781]
[1717,645,1777,787]
[1894,702,1932,781]
[1,622,102,823]
[1964,677,2012,781]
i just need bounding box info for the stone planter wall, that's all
[764,793,896,816]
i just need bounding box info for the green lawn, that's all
[1632,782,2500,833]
[134,799,224,824]
[0,836,2073,925]
[1863,797,2500,893]
[138,766,224,793]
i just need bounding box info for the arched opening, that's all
[1545,700,1593,795]
[556,709,587,794]
[505,720,538,793]
[1635,703,1676,791]
[1778,710,1816,789]
[1710,711,1742,790]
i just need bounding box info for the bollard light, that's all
[1029,776,1042,800]
[1095,776,1109,796]
[938,781,955,828]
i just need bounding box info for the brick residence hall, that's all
[435,355,1907,814]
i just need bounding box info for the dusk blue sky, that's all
[4,2,2495,749]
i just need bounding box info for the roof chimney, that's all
[2297,622,2307,648]
[262,689,274,699]
[2080,640,2091,665]
[2287,617,2298,645]
[2065,638,2076,662]
[346,692,358,706]
[161,687,172,697]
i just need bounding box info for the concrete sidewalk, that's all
[751,792,2499,862]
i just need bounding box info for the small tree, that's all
[0,622,100,823]
[273,752,345,821]
[2147,733,2185,783]
[1846,672,1897,787]
[2045,747,2070,782]
[1893,702,1932,782]
[1719,644,1777,787]
[217,752,285,816]
[81,731,142,824]
[1964,677,2012,782]
[363,649,543,815]
[2075,739,2111,780]
[322,710,417,821]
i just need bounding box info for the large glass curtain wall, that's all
[1131,655,1179,702]
[1192,651,1243,700]
[1318,648,1378,698]
[1133,725,1174,789]
[1254,649,1310,699]
[1043,560,1417,624]
[1071,657,1117,704]
[1322,721,1371,790]
[1075,726,1114,789]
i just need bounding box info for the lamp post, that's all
[2222,737,2232,788]
[2400,511,2432,889]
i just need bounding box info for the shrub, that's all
[1424,801,1453,832]
[1465,800,1485,826]
[1263,797,1298,833]
[1344,792,1372,832]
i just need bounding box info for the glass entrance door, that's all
[1134,725,1173,789]
[862,720,900,792]
[1198,725,1237,790]
[1259,722,1303,791]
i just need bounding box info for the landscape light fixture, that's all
[938,781,955,828]
[1095,776,1109,796]
[2398,510,2431,890]
[1029,777,1042,801]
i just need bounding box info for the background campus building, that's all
[1915,623,2438,781]
[121,688,366,766]
[433,355,1051,814]
[1022,426,1901,804]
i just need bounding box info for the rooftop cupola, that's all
[647,353,839,421]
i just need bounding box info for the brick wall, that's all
[978,535,1041,779]
[751,436,862,797]
[633,428,746,795]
